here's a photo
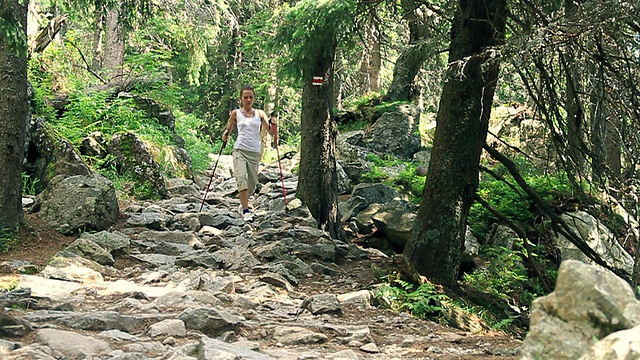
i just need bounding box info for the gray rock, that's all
[148,319,187,338]
[521,260,640,360]
[36,328,111,358]
[39,173,119,234]
[178,307,244,336]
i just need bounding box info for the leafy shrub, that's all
[462,245,530,303]
[0,227,18,253]
[174,110,218,172]
[375,279,447,320]
[27,56,57,122]
[470,166,574,239]
[360,153,426,202]
[22,172,39,196]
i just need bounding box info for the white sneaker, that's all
[243,211,254,222]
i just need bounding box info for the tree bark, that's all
[384,0,432,102]
[297,44,344,240]
[0,0,28,231]
[92,3,106,71]
[103,3,125,81]
[359,12,381,93]
[403,0,507,289]
[564,0,587,176]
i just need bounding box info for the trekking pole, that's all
[199,140,227,212]
[271,115,288,206]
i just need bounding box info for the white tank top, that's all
[233,108,262,153]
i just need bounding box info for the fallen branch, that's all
[29,14,69,55]
[473,194,552,293]
[483,143,630,282]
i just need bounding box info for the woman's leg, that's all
[238,189,249,210]
[233,150,250,211]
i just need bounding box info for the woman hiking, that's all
[222,85,277,221]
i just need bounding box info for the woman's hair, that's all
[240,85,254,97]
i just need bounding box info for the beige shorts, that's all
[233,148,261,194]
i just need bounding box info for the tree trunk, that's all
[403,0,507,288]
[359,12,381,93]
[92,3,106,71]
[384,0,432,102]
[333,50,345,111]
[297,45,344,240]
[385,42,431,102]
[0,0,28,231]
[564,0,586,176]
[606,116,622,180]
[103,3,125,81]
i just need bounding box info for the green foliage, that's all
[53,91,153,145]
[271,0,358,79]
[462,245,529,303]
[133,8,215,87]
[27,56,58,121]
[0,227,18,253]
[396,164,426,200]
[460,242,553,332]
[337,118,368,132]
[375,279,447,320]
[361,167,388,183]
[470,164,574,239]
[360,153,426,203]
[372,101,410,116]
[174,110,218,172]
[22,172,38,196]
[343,91,383,109]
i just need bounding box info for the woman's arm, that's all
[259,109,276,135]
[222,110,237,142]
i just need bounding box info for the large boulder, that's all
[118,92,175,130]
[553,211,634,278]
[370,199,417,251]
[25,117,92,193]
[487,105,555,170]
[360,104,422,160]
[108,132,168,199]
[39,173,119,234]
[521,260,640,360]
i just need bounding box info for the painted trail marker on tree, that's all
[312,76,324,86]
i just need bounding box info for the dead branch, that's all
[473,193,552,293]
[484,143,630,283]
[29,14,69,55]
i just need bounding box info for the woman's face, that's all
[241,90,254,108]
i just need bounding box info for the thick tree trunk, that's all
[297,46,344,240]
[0,0,28,231]
[384,0,432,102]
[403,0,507,288]
[103,4,125,81]
[385,42,431,102]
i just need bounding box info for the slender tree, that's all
[271,0,357,239]
[403,0,507,288]
[384,0,447,102]
[0,0,28,232]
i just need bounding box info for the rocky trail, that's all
[0,159,522,359]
